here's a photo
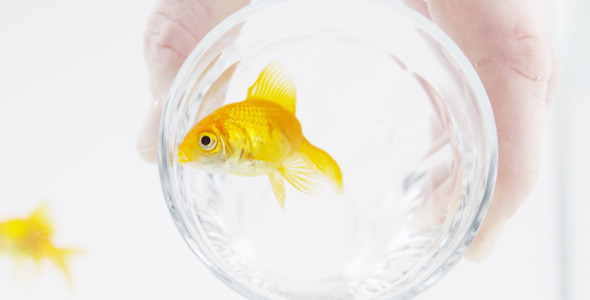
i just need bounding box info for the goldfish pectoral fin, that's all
[269,173,286,209]
[280,154,323,197]
[298,139,343,193]
[246,61,297,114]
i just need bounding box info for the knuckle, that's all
[502,23,553,83]
[144,12,184,57]
[143,1,206,63]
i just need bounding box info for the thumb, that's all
[137,0,249,163]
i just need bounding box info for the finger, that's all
[402,0,431,19]
[138,0,249,163]
[426,0,555,260]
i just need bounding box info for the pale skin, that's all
[138,0,560,260]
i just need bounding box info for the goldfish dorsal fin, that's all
[29,203,53,232]
[247,61,297,114]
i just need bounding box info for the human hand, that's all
[137,0,250,163]
[405,0,560,260]
[137,0,560,260]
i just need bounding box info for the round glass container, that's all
[158,0,498,299]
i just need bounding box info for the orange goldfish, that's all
[178,62,342,208]
[0,205,78,281]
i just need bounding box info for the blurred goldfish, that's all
[178,62,342,208]
[0,204,78,281]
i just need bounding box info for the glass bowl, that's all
[158,0,498,299]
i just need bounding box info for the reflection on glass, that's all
[159,0,497,299]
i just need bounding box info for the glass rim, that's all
[158,0,498,299]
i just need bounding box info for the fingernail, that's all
[136,105,162,164]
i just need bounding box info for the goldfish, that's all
[178,62,342,208]
[0,204,78,281]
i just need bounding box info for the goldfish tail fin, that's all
[301,139,343,192]
[50,247,81,285]
[281,140,343,196]
[269,173,286,209]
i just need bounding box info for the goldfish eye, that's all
[198,133,217,151]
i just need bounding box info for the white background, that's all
[0,0,586,299]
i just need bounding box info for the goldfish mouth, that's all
[178,149,189,165]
